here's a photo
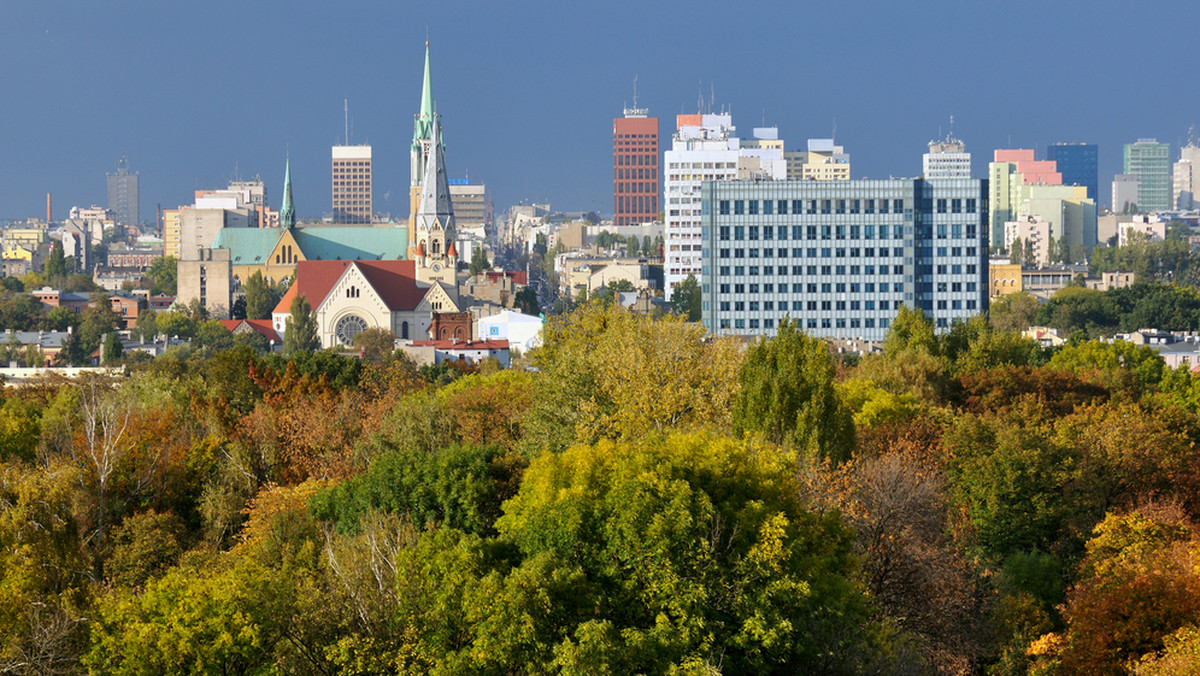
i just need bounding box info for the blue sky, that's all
[1,1,1196,223]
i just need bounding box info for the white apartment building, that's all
[663,114,785,293]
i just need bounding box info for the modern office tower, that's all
[1112,174,1139,213]
[449,180,487,231]
[107,153,139,226]
[1124,139,1172,212]
[613,104,659,226]
[332,144,373,223]
[1046,143,1098,201]
[700,178,988,341]
[663,114,785,293]
[1173,142,1200,209]
[923,134,971,179]
[785,139,851,181]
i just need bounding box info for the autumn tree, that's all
[670,273,702,321]
[733,318,855,462]
[352,327,396,363]
[243,270,281,320]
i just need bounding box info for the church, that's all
[271,42,467,348]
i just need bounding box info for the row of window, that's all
[616,155,656,166]
[717,198,978,216]
[713,263,979,278]
[717,280,977,295]
[719,317,893,331]
[717,223,979,241]
[718,246,979,265]
[719,298,977,312]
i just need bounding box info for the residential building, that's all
[163,209,181,259]
[785,138,850,181]
[700,178,988,341]
[1173,142,1200,209]
[107,153,139,226]
[923,135,971,179]
[1004,218,1055,267]
[1112,174,1139,213]
[332,144,372,223]
[663,113,786,294]
[1119,215,1168,246]
[1124,138,1172,211]
[400,339,510,368]
[1046,143,1099,202]
[613,106,659,226]
[989,149,1095,255]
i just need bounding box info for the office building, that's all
[1173,142,1200,209]
[989,149,1095,255]
[923,135,971,179]
[700,178,988,341]
[663,113,785,293]
[107,154,139,227]
[1046,143,1098,202]
[449,180,488,232]
[332,144,373,223]
[613,106,659,226]
[1124,139,1172,212]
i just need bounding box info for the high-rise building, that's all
[700,178,988,340]
[923,135,971,179]
[1046,143,1098,202]
[449,180,488,232]
[663,114,786,293]
[107,153,139,227]
[989,149,1095,255]
[332,145,373,223]
[1124,139,1172,212]
[1173,142,1200,209]
[613,107,659,226]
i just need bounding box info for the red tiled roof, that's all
[409,339,509,350]
[216,319,282,344]
[218,320,240,331]
[485,270,528,285]
[274,260,424,314]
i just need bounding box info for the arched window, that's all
[401,322,409,339]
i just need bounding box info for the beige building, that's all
[177,249,232,318]
[163,209,182,259]
[179,206,254,259]
[1004,218,1055,267]
[449,183,486,232]
[989,260,1022,297]
[785,139,850,181]
[332,145,372,223]
[1118,216,1167,246]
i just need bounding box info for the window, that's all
[748,226,759,240]
[880,199,889,214]
[836,199,846,214]
[893,199,904,213]
[734,266,745,276]
[718,200,730,215]
[936,198,947,213]
[734,200,744,215]
[937,224,948,239]
[763,226,773,240]
[951,198,962,213]
[793,301,804,310]
[822,200,832,214]
[748,201,759,215]
[806,226,817,239]
[966,198,977,213]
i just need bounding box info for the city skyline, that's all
[2,1,1199,222]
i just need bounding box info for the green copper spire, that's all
[413,42,435,147]
[280,155,295,228]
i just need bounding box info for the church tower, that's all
[407,43,458,286]
[280,155,296,229]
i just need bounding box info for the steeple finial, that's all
[280,154,295,228]
[413,42,435,146]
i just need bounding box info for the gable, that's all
[267,230,304,267]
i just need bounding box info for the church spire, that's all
[280,154,295,228]
[413,41,435,148]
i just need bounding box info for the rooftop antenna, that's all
[710,83,714,115]
[632,74,638,109]
[948,114,956,141]
[832,118,837,143]
[1189,124,1198,147]
[696,81,703,115]
[344,98,349,145]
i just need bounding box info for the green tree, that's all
[989,292,1040,333]
[352,327,396,363]
[513,286,539,316]
[145,256,177,296]
[643,235,654,257]
[243,270,280,320]
[283,294,319,356]
[1010,237,1024,265]
[732,318,855,462]
[44,240,67,279]
[468,246,490,276]
[670,274,702,321]
[102,332,122,364]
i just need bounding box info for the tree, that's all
[670,274,702,322]
[989,292,1039,333]
[1010,237,1024,265]
[102,332,122,364]
[283,294,319,356]
[352,327,396,363]
[626,236,640,256]
[469,246,490,276]
[732,318,856,462]
[44,240,67,279]
[145,256,177,296]
[243,270,280,320]
[643,235,653,258]
[513,286,539,316]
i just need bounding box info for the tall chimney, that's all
[46,192,52,223]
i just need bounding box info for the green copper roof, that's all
[413,43,435,147]
[212,228,285,264]
[280,156,295,228]
[292,226,409,261]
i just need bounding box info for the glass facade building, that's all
[1046,143,1098,202]
[700,178,989,341]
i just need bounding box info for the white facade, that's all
[1112,174,1139,212]
[477,310,543,351]
[923,138,971,179]
[1174,144,1200,210]
[663,114,785,293]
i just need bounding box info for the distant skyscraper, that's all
[923,134,971,179]
[1046,143,1098,202]
[1173,141,1200,209]
[613,104,659,226]
[107,153,139,226]
[332,145,372,223]
[1124,139,1172,212]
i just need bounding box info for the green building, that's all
[1123,139,1172,212]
